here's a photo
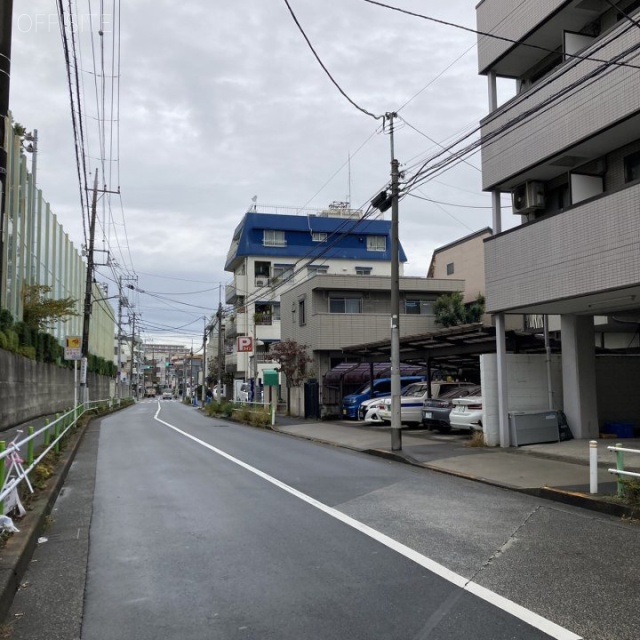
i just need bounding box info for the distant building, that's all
[224,205,406,386]
[0,114,114,361]
[281,274,464,416]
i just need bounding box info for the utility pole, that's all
[117,284,123,399]
[0,0,14,305]
[201,317,207,406]
[388,112,402,451]
[80,170,99,404]
[217,299,224,402]
[129,312,137,399]
[82,170,99,356]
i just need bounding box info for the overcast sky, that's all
[9,0,515,347]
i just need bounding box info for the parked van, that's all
[342,376,425,419]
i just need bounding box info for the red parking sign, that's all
[237,336,253,352]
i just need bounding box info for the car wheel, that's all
[435,423,451,433]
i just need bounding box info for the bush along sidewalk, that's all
[203,400,272,428]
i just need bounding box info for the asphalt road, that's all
[6,401,640,639]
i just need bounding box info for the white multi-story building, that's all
[224,205,405,386]
[478,0,640,442]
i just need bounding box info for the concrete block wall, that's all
[0,349,112,431]
[481,353,563,446]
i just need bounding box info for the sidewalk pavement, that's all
[272,417,640,518]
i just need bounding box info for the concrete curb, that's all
[271,426,640,520]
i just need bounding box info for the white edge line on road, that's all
[154,412,582,640]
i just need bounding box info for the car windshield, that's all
[354,384,371,395]
[403,383,428,397]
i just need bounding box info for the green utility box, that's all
[263,369,279,387]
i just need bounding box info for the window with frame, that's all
[367,236,386,252]
[405,299,435,315]
[355,266,372,276]
[263,230,286,247]
[298,298,306,326]
[312,232,327,242]
[307,265,329,277]
[329,297,362,313]
[446,262,454,275]
[624,151,640,183]
[272,264,294,282]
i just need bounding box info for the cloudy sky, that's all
[9,0,515,347]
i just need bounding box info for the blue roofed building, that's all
[224,204,406,387]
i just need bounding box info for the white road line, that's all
[154,411,582,640]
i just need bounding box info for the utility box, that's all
[509,410,561,447]
[263,369,279,387]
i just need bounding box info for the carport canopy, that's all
[339,323,561,377]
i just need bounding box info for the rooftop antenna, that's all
[347,151,351,209]
[251,195,257,212]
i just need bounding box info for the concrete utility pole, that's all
[129,312,137,399]
[387,112,402,452]
[0,0,14,305]
[217,300,224,401]
[82,170,99,357]
[201,317,208,406]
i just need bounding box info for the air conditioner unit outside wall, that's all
[512,181,545,214]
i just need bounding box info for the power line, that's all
[281,0,383,120]
[362,0,640,70]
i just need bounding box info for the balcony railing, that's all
[254,313,273,326]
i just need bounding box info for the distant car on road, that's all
[422,385,481,433]
[161,389,173,400]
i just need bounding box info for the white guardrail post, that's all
[589,440,598,494]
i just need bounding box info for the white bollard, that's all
[589,440,598,494]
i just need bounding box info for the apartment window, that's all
[272,302,281,321]
[273,264,294,282]
[405,300,434,315]
[355,266,372,276]
[298,298,306,326]
[263,230,286,247]
[624,151,640,183]
[329,297,362,313]
[312,232,327,242]
[446,262,454,275]
[367,236,386,252]
[307,265,329,276]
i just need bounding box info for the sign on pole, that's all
[64,336,82,361]
[237,336,253,352]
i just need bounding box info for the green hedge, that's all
[0,309,114,375]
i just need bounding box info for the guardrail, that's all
[608,443,640,497]
[0,397,126,516]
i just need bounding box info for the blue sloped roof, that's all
[225,212,407,271]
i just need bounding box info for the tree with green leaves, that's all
[22,284,78,332]
[434,292,486,328]
[269,339,312,415]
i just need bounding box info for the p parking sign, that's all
[237,336,253,352]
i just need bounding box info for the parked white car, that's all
[378,382,476,427]
[449,392,483,432]
[362,398,389,424]
[358,395,390,422]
